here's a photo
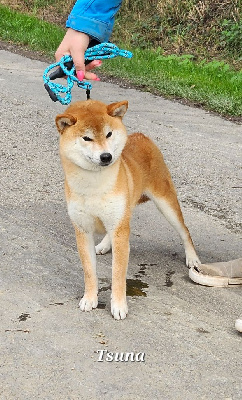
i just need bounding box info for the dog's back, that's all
[119,131,176,209]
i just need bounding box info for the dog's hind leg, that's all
[74,226,98,311]
[146,185,200,268]
[95,234,112,255]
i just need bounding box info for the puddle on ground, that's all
[135,263,147,277]
[98,262,151,300]
[129,262,157,296]
[164,270,175,287]
[97,301,106,309]
[127,262,151,297]
[98,284,110,309]
[126,279,148,297]
[99,285,111,293]
[99,278,149,299]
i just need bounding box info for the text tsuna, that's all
[97,350,145,362]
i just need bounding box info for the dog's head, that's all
[56,100,128,171]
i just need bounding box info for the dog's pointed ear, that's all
[55,114,77,134]
[107,101,128,118]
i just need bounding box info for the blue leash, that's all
[43,43,133,105]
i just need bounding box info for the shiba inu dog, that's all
[56,100,200,320]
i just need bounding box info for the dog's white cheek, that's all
[63,140,98,170]
[63,139,82,164]
[111,131,127,161]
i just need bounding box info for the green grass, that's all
[101,49,242,116]
[0,5,64,56]
[0,4,241,117]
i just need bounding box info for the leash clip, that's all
[86,87,91,100]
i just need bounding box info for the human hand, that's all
[55,28,101,81]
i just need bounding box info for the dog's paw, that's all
[186,255,201,269]
[79,295,98,312]
[111,298,128,320]
[95,243,110,255]
[95,238,111,255]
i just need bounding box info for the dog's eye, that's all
[106,132,112,138]
[82,136,93,142]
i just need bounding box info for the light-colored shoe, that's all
[189,258,242,287]
[235,318,242,333]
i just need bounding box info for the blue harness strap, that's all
[43,43,133,105]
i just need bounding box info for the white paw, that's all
[111,298,128,320]
[95,241,111,255]
[79,295,98,312]
[186,255,201,269]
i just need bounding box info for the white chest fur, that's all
[66,163,126,233]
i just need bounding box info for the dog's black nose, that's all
[100,153,112,165]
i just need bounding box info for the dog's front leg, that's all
[111,220,130,320]
[74,226,98,312]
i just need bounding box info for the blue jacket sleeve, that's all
[66,0,123,42]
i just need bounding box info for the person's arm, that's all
[66,0,123,42]
[55,0,122,80]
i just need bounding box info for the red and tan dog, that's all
[56,100,200,319]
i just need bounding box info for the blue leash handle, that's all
[43,43,133,105]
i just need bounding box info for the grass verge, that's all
[0,4,241,118]
[0,5,64,56]
[101,50,242,117]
